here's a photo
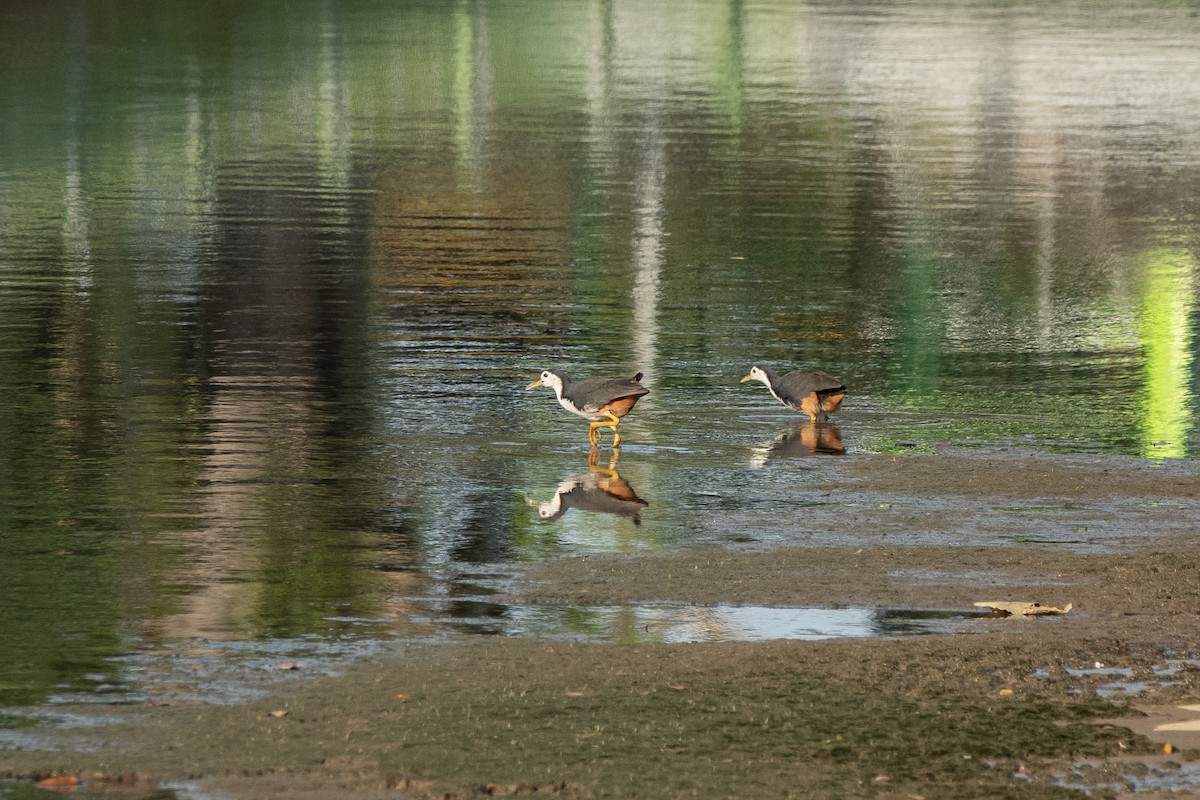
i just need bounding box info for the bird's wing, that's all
[776,370,845,404]
[567,376,649,413]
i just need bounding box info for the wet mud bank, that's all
[4,450,1200,799]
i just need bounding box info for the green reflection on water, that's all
[1138,248,1195,459]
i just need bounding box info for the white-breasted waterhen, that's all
[525,370,649,447]
[740,365,847,422]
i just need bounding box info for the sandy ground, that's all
[3,449,1200,799]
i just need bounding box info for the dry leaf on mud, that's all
[36,775,82,791]
[973,601,1072,617]
[267,709,289,718]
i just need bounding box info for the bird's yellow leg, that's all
[605,411,622,447]
[587,413,623,448]
[588,447,619,478]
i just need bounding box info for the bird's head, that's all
[525,492,565,519]
[740,365,770,385]
[526,369,565,392]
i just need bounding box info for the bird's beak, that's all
[739,373,754,383]
[525,378,542,390]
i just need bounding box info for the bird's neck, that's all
[758,369,786,405]
[539,494,563,518]
[549,372,571,401]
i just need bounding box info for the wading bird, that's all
[740,365,846,422]
[525,370,649,447]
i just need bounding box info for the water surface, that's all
[1,0,1198,707]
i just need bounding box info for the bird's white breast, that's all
[554,386,601,420]
[756,375,788,407]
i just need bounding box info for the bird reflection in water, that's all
[526,449,649,524]
[749,422,845,467]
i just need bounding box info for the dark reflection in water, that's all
[0,0,1198,707]
[526,450,649,524]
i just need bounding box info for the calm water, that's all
[1,0,1198,707]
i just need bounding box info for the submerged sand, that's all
[3,450,1200,799]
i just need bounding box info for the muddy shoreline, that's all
[3,450,1200,798]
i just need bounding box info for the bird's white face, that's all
[525,370,563,392]
[524,492,563,519]
[740,365,769,385]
